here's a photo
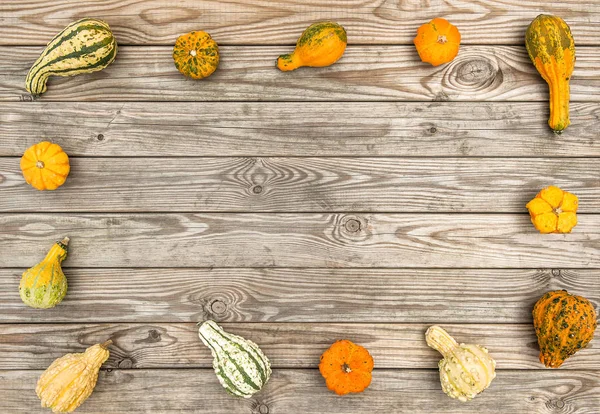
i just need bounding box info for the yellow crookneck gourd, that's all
[426,326,496,402]
[19,237,69,309]
[525,15,575,133]
[36,340,112,413]
[277,22,347,71]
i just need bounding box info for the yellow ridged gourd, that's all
[36,340,112,413]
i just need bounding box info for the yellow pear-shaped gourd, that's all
[426,326,496,402]
[36,340,112,413]
[277,22,347,71]
[19,237,69,309]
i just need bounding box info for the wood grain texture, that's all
[1,0,599,46]
[1,369,598,413]
[1,213,600,268]
[2,268,597,324]
[1,322,598,370]
[2,157,599,213]
[2,102,600,157]
[2,46,599,102]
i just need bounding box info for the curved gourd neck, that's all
[548,77,570,133]
[426,326,458,357]
[277,53,303,71]
[43,237,69,263]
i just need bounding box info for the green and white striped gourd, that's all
[198,320,271,398]
[26,18,117,96]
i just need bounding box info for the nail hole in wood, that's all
[97,134,105,141]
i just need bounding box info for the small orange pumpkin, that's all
[173,31,219,79]
[20,142,70,191]
[414,18,461,66]
[526,186,578,233]
[318,339,374,395]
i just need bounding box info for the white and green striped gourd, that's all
[26,18,117,96]
[198,320,271,398]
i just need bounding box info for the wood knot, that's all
[253,185,263,194]
[118,358,134,368]
[429,126,437,134]
[20,94,34,102]
[344,218,361,233]
[251,402,270,414]
[552,269,561,277]
[210,299,227,315]
[454,59,496,83]
[97,134,105,141]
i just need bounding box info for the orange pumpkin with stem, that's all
[20,141,70,191]
[414,18,461,66]
[319,339,374,395]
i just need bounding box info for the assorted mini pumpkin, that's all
[414,18,461,66]
[21,141,70,191]
[319,340,374,395]
[15,12,598,412]
[173,31,220,79]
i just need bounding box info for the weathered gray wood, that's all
[2,46,599,102]
[0,369,598,413]
[2,157,599,212]
[1,268,597,323]
[2,102,600,157]
[1,214,599,268]
[0,322,598,370]
[1,0,599,46]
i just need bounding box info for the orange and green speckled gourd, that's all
[533,290,597,368]
[277,22,347,71]
[173,31,219,79]
[19,237,69,309]
[525,15,575,133]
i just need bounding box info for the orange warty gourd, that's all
[533,290,597,368]
[526,186,578,234]
[413,18,461,66]
[173,31,219,79]
[318,339,374,395]
[20,142,70,191]
[277,22,347,71]
[526,15,575,133]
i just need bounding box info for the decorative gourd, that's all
[20,237,70,309]
[36,340,112,413]
[526,186,578,234]
[26,18,117,96]
[198,320,271,397]
[525,15,575,133]
[413,18,461,66]
[426,326,496,402]
[318,339,374,396]
[533,290,597,368]
[277,22,347,71]
[173,31,219,79]
[21,141,70,191]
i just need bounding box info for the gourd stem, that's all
[100,340,113,349]
[60,237,70,246]
[426,326,458,357]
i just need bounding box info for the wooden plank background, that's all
[0,0,599,413]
